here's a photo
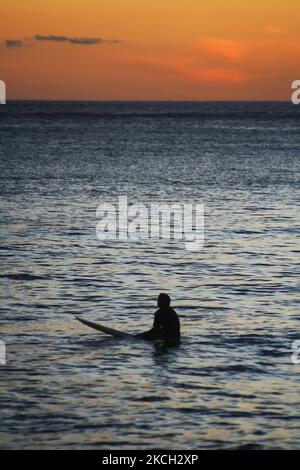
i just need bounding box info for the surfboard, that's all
[76,316,135,339]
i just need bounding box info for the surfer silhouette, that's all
[136,293,180,345]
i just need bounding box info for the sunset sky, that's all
[1,0,299,100]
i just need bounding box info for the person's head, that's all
[157,293,171,309]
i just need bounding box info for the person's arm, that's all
[135,310,162,340]
[152,310,162,328]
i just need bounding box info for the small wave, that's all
[0,273,47,281]
[134,396,170,402]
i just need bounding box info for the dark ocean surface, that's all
[0,101,300,449]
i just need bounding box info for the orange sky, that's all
[0,0,299,100]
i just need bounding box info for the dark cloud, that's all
[34,34,121,45]
[5,39,24,48]
[70,37,120,45]
[34,34,69,43]
[4,34,121,50]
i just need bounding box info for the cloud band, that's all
[4,34,121,48]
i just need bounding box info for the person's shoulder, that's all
[170,307,177,313]
[170,307,179,317]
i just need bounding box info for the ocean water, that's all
[0,101,300,449]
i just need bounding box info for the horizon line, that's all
[4,99,292,103]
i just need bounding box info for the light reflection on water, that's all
[0,101,300,449]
